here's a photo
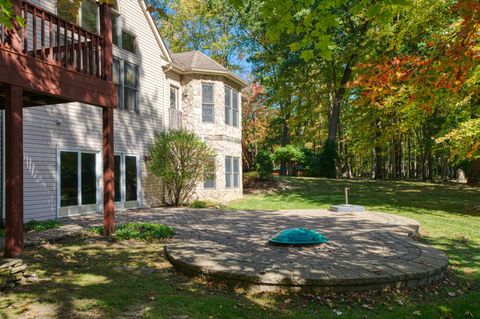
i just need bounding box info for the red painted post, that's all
[100,3,115,235]
[4,85,24,257]
[100,3,113,81]
[102,108,115,235]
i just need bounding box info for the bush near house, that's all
[88,222,175,241]
[147,130,215,206]
[24,220,62,232]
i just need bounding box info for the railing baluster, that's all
[77,27,81,71]
[32,7,36,58]
[48,15,53,60]
[7,0,105,79]
[64,21,68,67]
[40,11,45,59]
[70,24,75,68]
[56,17,60,63]
[96,37,100,78]
[23,3,28,53]
[89,33,94,75]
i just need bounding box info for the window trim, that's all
[225,156,240,189]
[113,153,141,209]
[170,85,179,110]
[56,147,102,218]
[202,82,215,123]
[225,86,239,128]
[203,156,216,189]
[114,58,139,113]
[123,61,139,113]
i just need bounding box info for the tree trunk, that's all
[280,110,291,176]
[327,54,356,143]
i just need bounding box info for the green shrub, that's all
[0,229,4,237]
[255,150,273,179]
[148,130,215,206]
[243,171,260,188]
[24,220,62,232]
[88,222,175,241]
[189,200,219,208]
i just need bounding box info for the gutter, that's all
[164,65,248,88]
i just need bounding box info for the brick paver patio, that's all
[1,208,448,292]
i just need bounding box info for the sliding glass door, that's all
[59,150,100,217]
[114,154,139,209]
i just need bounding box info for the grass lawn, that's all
[1,177,479,318]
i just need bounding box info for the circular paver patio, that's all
[162,209,448,292]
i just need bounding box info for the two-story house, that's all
[0,0,246,256]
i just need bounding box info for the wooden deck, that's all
[0,0,116,108]
[1,0,117,257]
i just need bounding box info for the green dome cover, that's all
[269,228,328,245]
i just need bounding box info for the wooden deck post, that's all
[4,85,24,257]
[100,3,115,235]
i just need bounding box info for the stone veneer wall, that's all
[179,74,243,203]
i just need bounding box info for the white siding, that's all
[19,0,170,220]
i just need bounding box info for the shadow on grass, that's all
[256,177,480,217]
[420,235,480,281]
[0,238,284,319]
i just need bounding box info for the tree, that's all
[273,145,305,176]
[148,130,215,206]
[255,149,273,179]
[148,0,259,73]
[241,82,273,171]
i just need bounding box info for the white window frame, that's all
[56,147,102,218]
[114,58,139,113]
[225,156,240,189]
[115,153,141,209]
[204,157,216,189]
[170,85,179,110]
[202,82,215,123]
[225,86,239,128]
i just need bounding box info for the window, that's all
[122,31,137,54]
[81,0,98,33]
[225,156,232,188]
[170,86,179,110]
[113,58,122,109]
[60,151,98,208]
[114,59,139,112]
[224,86,239,127]
[112,13,119,46]
[124,62,139,112]
[125,156,137,201]
[225,156,240,189]
[202,83,214,123]
[57,0,99,34]
[114,154,139,207]
[233,157,240,188]
[111,13,137,54]
[60,151,78,207]
[232,90,239,127]
[204,157,216,189]
[225,87,231,125]
[81,153,97,205]
[114,155,121,203]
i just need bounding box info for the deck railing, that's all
[0,0,105,79]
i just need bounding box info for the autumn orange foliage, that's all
[352,0,479,111]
